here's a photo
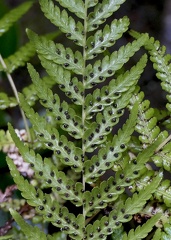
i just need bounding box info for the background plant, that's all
[1,0,171,239]
[0,1,60,236]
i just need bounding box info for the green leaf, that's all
[0,93,17,109]
[85,54,147,119]
[84,103,138,182]
[47,232,67,240]
[154,180,171,207]
[7,157,84,239]
[56,0,85,19]
[0,1,33,37]
[85,176,161,239]
[0,31,60,73]
[87,0,126,31]
[83,86,135,152]
[86,16,129,59]
[39,56,84,105]
[27,30,84,75]
[8,123,83,205]
[27,63,83,138]
[123,214,161,240]
[85,34,148,88]
[39,0,84,46]
[19,94,83,172]
[10,209,47,240]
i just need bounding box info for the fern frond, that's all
[7,157,84,239]
[0,31,60,73]
[10,209,47,240]
[154,141,171,171]
[19,94,83,172]
[86,16,129,60]
[122,214,161,240]
[85,54,147,119]
[84,103,138,182]
[39,0,84,46]
[130,30,171,114]
[8,124,83,205]
[0,1,33,37]
[129,88,167,145]
[84,86,135,152]
[27,64,83,139]
[0,129,13,151]
[35,56,84,105]
[47,232,67,240]
[27,30,84,75]
[85,34,148,88]
[84,137,163,217]
[56,0,85,19]
[0,93,17,109]
[22,76,56,106]
[152,220,171,240]
[87,0,126,31]
[154,180,171,207]
[129,87,171,172]
[143,36,171,112]
[0,42,35,73]
[85,176,161,240]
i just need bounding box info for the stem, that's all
[0,54,31,142]
[82,0,88,224]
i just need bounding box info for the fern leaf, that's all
[152,229,162,240]
[47,232,67,240]
[27,30,84,75]
[124,136,164,180]
[0,42,35,73]
[0,236,13,240]
[85,176,161,240]
[19,94,83,172]
[152,141,171,171]
[161,223,171,240]
[87,0,98,8]
[85,34,148,88]
[0,31,60,73]
[39,0,84,46]
[84,103,138,182]
[129,87,171,171]
[22,76,56,106]
[124,176,161,214]
[7,157,84,239]
[87,0,126,31]
[122,214,161,240]
[10,209,47,240]
[84,86,135,152]
[130,31,171,113]
[84,131,163,217]
[8,124,83,205]
[85,54,147,119]
[152,221,171,240]
[111,227,125,240]
[0,93,17,109]
[56,0,85,19]
[86,16,129,59]
[0,1,33,37]
[129,88,167,144]
[154,180,171,207]
[0,129,13,151]
[35,56,84,105]
[27,64,83,139]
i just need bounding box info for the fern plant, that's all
[4,0,171,239]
